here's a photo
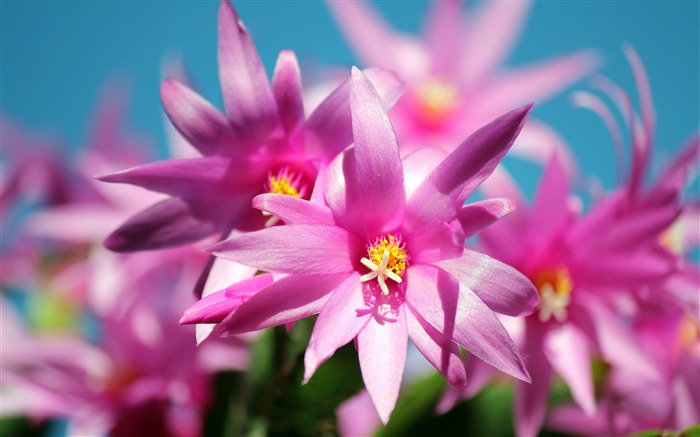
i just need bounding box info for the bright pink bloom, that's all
[327,0,598,170]
[100,0,402,254]
[182,68,538,422]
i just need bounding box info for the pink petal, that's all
[218,0,277,146]
[624,45,655,143]
[180,273,274,324]
[160,78,228,156]
[208,224,359,275]
[407,219,464,264]
[405,265,530,382]
[407,105,532,230]
[437,249,538,317]
[97,157,234,199]
[478,165,526,209]
[423,0,465,78]
[406,306,466,389]
[514,321,553,437]
[471,50,599,115]
[357,308,408,424]
[216,273,349,335]
[326,1,428,81]
[401,146,447,200]
[271,50,304,136]
[543,323,596,416]
[350,67,406,235]
[305,68,404,162]
[252,194,335,226]
[648,133,700,207]
[322,148,368,238]
[304,273,371,382]
[457,198,517,238]
[509,120,579,177]
[336,390,382,437]
[104,198,232,252]
[527,152,571,241]
[574,251,673,288]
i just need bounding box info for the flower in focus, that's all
[327,0,598,170]
[182,67,539,422]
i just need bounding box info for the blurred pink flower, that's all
[182,68,538,423]
[327,0,598,171]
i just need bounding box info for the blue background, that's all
[2,0,699,197]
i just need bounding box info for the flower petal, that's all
[252,194,335,226]
[326,1,428,81]
[401,146,447,200]
[160,78,228,156]
[208,224,359,275]
[304,273,371,382]
[271,50,304,136]
[460,0,531,87]
[457,198,517,238]
[350,67,406,235]
[180,273,274,324]
[407,219,464,265]
[405,265,530,382]
[406,306,466,389]
[543,323,596,416]
[217,273,349,335]
[104,198,232,252]
[407,105,532,230]
[514,320,553,437]
[527,152,571,241]
[357,307,408,424]
[97,157,235,199]
[305,68,404,162]
[437,249,539,317]
[218,0,277,145]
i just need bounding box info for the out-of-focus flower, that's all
[327,0,598,171]
[182,68,538,423]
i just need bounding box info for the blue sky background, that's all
[2,0,699,199]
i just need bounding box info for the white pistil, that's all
[538,284,570,323]
[360,250,402,295]
[261,210,280,227]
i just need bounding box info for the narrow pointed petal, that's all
[252,194,335,226]
[305,68,404,162]
[423,0,465,77]
[357,309,408,424]
[326,1,428,79]
[208,225,359,275]
[527,152,571,240]
[304,273,371,382]
[575,251,673,288]
[97,157,233,198]
[350,67,406,234]
[218,0,277,144]
[514,321,553,437]
[407,105,532,230]
[543,323,596,416]
[401,146,447,200]
[648,134,700,207]
[405,265,530,382]
[180,273,274,324]
[585,206,680,253]
[271,50,304,136]
[460,0,531,87]
[624,45,655,142]
[472,51,599,115]
[336,390,382,437]
[322,148,368,238]
[408,219,464,264]
[104,198,231,252]
[406,306,466,388]
[160,78,228,156]
[457,198,517,238]
[217,273,349,335]
[437,249,539,317]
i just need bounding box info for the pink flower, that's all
[327,0,598,170]
[182,68,538,422]
[99,0,402,254]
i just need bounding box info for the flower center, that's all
[359,234,410,295]
[533,265,573,322]
[412,78,459,128]
[262,166,308,226]
[659,220,685,256]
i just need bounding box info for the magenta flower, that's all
[327,0,598,170]
[99,0,402,254]
[182,68,538,422]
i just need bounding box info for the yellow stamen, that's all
[413,78,459,127]
[360,234,410,295]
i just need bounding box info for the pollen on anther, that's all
[359,234,410,295]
